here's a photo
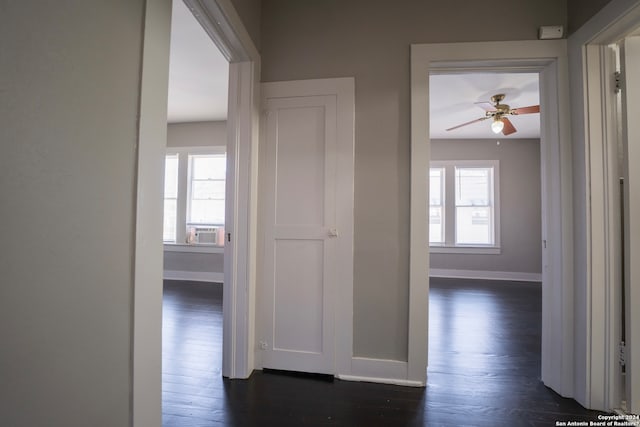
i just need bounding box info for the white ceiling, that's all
[429,73,540,139]
[167,0,229,123]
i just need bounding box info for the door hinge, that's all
[615,71,623,94]
[619,341,626,367]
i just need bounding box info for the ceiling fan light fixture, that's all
[445,94,540,136]
[491,117,504,134]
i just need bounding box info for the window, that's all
[429,161,500,253]
[429,167,445,244]
[455,167,494,245]
[163,154,179,242]
[163,148,226,245]
[188,154,226,226]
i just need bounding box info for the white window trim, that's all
[186,152,226,227]
[163,243,224,254]
[163,153,179,243]
[429,246,501,255]
[429,167,445,245]
[164,146,226,246]
[429,160,501,253]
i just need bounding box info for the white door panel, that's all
[274,103,330,226]
[273,239,325,353]
[260,83,353,375]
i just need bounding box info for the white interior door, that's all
[620,35,640,414]
[259,79,354,376]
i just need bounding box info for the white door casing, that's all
[568,0,640,411]
[621,35,640,414]
[180,0,262,380]
[258,78,355,376]
[583,42,625,411]
[134,1,171,425]
[411,40,573,391]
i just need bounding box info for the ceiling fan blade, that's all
[501,117,517,135]
[446,117,488,131]
[474,102,496,112]
[511,105,540,115]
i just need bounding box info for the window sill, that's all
[163,243,224,254]
[429,245,501,255]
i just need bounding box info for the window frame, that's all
[429,167,445,245]
[186,153,226,228]
[163,146,226,247]
[429,160,501,254]
[163,153,180,243]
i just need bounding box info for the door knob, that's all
[328,228,339,238]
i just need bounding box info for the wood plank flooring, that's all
[162,278,607,426]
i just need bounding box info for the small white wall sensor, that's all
[538,25,564,39]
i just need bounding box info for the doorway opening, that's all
[134,0,260,423]
[427,70,545,398]
[409,40,573,396]
[161,0,229,422]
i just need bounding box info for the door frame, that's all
[410,40,574,393]
[568,0,640,412]
[134,0,260,424]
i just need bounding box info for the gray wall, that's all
[261,0,566,360]
[0,1,145,425]
[165,121,226,277]
[167,120,227,148]
[568,0,615,33]
[230,0,261,50]
[430,139,542,275]
[164,251,225,272]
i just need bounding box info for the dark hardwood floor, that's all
[162,278,606,426]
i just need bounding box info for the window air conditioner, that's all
[194,227,217,244]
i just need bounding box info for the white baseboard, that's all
[163,270,224,283]
[338,374,424,387]
[429,268,542,282]
[337,357,424,387]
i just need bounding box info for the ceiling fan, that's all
[446,94,540,136]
